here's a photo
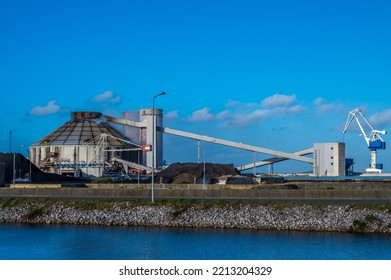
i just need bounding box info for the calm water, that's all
[0,223,390,260]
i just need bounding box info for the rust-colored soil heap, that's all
[156,162,239,184]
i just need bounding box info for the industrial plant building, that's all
[121,108,164,169]
[29,110,164,178]
[314,142,346,176]
[28,109,350,180]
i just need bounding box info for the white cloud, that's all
[215,110,230,120]
[261,94,296,107]
[314,97,324,106]
[185,107,215,122]
[184,108,230,123]
[92,91,112,102]
[92,90,122,104]
[109,96,122,104]
[30,100,62,116]
[314,97,343,114]
[274,105,306,115]
[226,94,304,127]
[225,100,242,108]
[183,94,306,128]
[246,109,270,120]
[226,105,306,128]
[369,109,391,127]
[228,109,270,127]
[318,104,343,113]
[165,110,179,121]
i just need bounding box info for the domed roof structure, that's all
[29,112,139,178]
[32,112,131,147]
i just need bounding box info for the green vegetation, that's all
[91,177,114,183]
[24,206,46,220]
[0,198,17,208]
[365,214,380,223]
[343,203,391,212]
[69,200,116,211]
[349,219,368,233]
[0,198,390,213]
[1,198,50,209]
[171,205,190,217]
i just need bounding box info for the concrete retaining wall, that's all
[0,187,391,201]
[10,183,62,188]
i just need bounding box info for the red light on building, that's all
[141,144,152,152]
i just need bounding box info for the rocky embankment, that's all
[0,200,390,233]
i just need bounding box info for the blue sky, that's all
[1,0,391,173]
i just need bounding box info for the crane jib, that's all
[343,108,387,173]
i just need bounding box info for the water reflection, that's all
[0,224,390,260]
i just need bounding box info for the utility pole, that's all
[151,91,166,203]
[9,130,12,152]
[197,140,200,163]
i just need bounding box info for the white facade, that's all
[141,108,163,169]
[29,144,109,177]
[313,142,346,176]
[29,112,136,178]
[122,111,140,144]
[122,108,164,169]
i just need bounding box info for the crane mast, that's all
[343,108,387,173]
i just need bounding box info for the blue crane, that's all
[343,108,387,173]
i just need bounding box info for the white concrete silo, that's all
[29,112,138,178]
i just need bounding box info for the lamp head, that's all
[154,91,166,99]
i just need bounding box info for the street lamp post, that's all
[203,142,206,187]
[203,140,215,187]
[12,153,15,184]
[9,130,15,184]
[151,91,166,203]
[9,130,12,153]
[28,147,32,183]
[137,149,140,188]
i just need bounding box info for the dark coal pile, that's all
[156,162,239,184]
[0,153,87,183]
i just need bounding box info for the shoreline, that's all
[1,199,390,233]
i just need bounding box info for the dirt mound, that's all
[172,173,197,184]
[0,153,87,183]
[157,162,239,184]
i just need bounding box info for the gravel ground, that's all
[1,201,390,233]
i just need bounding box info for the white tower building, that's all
[140,108,164,169]
[122,108,164,169]
[313,142,346,176]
